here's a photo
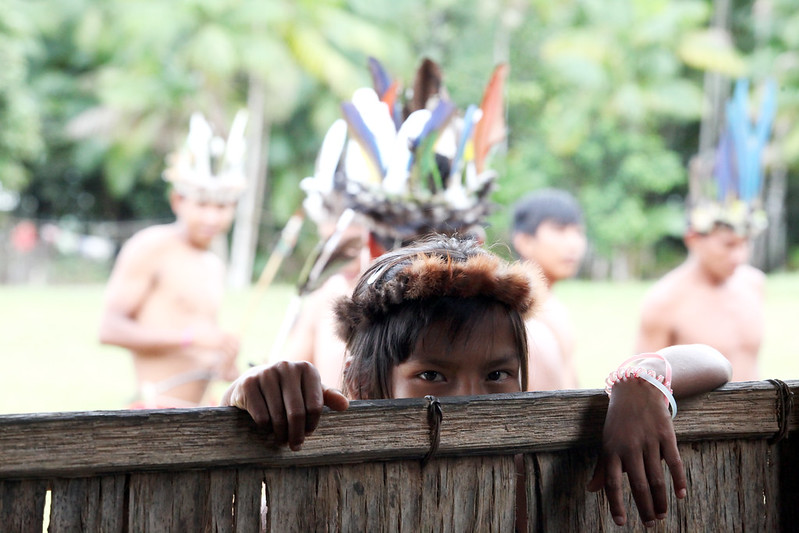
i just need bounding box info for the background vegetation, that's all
[2,0,798,281]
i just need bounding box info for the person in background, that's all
[635,79,776,382]
[99,111,248,407]
[275,57,508,388]
[511,188,586,390]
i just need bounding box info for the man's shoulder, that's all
[123,224,180,252]
[733,264,766,292]
[737,264,766,282]
[643,267,689,306]
[114,224,182,270]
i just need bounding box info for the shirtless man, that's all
[637,77,774,381]
[99,112,246,407]
[635,223,764,381]
[511,189,586,390]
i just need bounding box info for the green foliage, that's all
[0,4,42,192]
[16,0,412,224]
[8,0,799,277]
[490,0,713,262]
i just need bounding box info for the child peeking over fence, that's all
[223,235,731,528]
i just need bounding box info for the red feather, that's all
[473,63,509,174]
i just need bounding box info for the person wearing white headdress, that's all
[99,111,248,407]
[274,58,506,388]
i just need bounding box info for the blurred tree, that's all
[10,0,798,282]
[0,4,42,195]
[491,0,746,278]
[17,0,413,283]
[745,0,799,270]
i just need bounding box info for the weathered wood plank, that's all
[678,439,779,532]
[0,479,47,533]
[48,475,126,532]
[419,456,516,532]
[0,381,794,478]
[234,468,265,533]
[208,469,236,532]
[260,456,515,532]
[525,439,782,532]
[128,471,214,531]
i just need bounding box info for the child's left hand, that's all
[587,378,686,528]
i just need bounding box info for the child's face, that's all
[516,220,586,284]
[171,193,237,249]
[389,311,522,398]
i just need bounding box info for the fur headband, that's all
[334,244,543,343]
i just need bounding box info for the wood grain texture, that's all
[0,479,47,533]
[260,456,515,532]
[0,379,795,532]
[233,468,265,533]
[0,381,794,479]
[127,471,215,531]
[49,475,126,533]
[524,439,782,532]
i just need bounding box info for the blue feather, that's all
[368,57,392,99]
[450,105,480,181]
[410,100,457,152]
[714,131,733,202]
[726,78,778,202]
[341,101,385,174]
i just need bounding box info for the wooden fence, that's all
[1,380,797,532]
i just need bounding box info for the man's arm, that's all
[98,232,188,351]
[99,232,239,358]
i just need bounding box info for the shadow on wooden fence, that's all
[0,381,796,532]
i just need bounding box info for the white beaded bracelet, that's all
[605,353,677,419]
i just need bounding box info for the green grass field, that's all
[1,274,798,415]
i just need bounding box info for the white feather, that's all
[313,119,347,193]
[351,87,396,173]
[383,109,431,195]
[187,113,214,180]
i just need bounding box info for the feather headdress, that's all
[688,79,777,236]
[301,58,509,245]
[163,110,249,203]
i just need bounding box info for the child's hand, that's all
[587,379,686,528]
[222,361,349,451]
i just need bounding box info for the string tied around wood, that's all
[767,378,794,444]
[422,395,443,465]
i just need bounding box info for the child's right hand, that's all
[221,361,349,450]
[587,378,686,528]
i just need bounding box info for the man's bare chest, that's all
[671,289,764,351]
[153,251,225,312]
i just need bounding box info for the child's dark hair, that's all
[512,189,583,237]
[334,235,543,399]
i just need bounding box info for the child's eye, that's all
[487,370,511,381]
[419,371,444,382]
